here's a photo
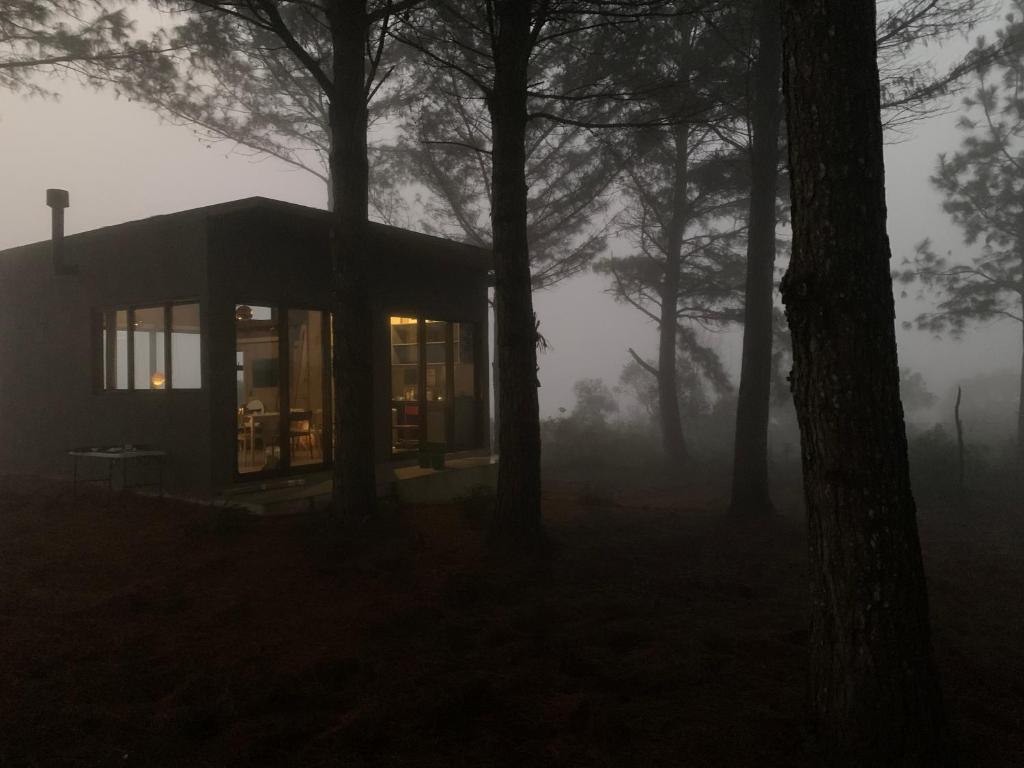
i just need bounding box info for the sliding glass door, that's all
[424,320,449,445]
[233,306,479,474]
[288,309,326,467]
[235,305,281,474]
[388,315,479,457]
[234,304,330,477]
[390,316,420,453]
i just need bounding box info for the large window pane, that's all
[453,322,477,448]
[424,319,448,444]
[390,316,419,452]
[288,309,325,467]
[102,310,129,390]
[171,303,202,389]
[133,306,166,390]
[236,305,281,474]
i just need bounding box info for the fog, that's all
[1,33,1019,431]
[3,4,1024,765]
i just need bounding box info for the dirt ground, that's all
[0,475,1021,767]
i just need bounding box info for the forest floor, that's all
[0,474,1022,767]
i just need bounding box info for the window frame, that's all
[385,311,483,458]
[95,299,203,393]
[232,302,334,479]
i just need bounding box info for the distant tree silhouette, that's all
[618,332,731,426]
[730,0,783,517]
[594,3,749,470]
[900,368,937,415]
[0,0,168,95]
[876,0,1001,129]
[900,5,1024,464]
[730,0,997,519]
[781,0,952,762]
[383,61,620,290]
[570,378,618,428]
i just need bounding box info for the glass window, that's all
[387,316,480,454]
[288,309,325,467]
[236,305,281,474]
[171,303,202,389]
[424,320,448,444]
[102,310,129,390]
[390,316,419,399]
[99,302,202,391]
[390,316,420,452]
[133,306,166,390]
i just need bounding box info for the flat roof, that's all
[0,196,492,270]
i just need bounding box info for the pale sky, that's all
[1,17,1018,419]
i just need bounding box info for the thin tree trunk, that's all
[657,116,691,469]
[953,385,967,496]
[329,2,377,517]
[730,0,782,517]
[780,1,952,763]
[488,0,543,549]
[658,247,685,467]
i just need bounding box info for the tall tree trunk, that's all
[780,1,951,763]
[657,121,691,469]
[488,0,543,549]
[730,0,782,517]
[329,2,377,517]
[658,247,685,466]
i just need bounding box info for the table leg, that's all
[72,456,78,497]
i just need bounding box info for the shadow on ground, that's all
[0,476,1020,766]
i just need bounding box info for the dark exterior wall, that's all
[205,206,334,490]
[367,239,491,465]
[206,204,491,489]
[0,212,212,494]
[0,198,490,498]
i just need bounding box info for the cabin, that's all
[0,194,493,505]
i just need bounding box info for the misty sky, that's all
[1,15,1018,420]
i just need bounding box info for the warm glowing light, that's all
[151,372,166,389]
[390,316,417,325]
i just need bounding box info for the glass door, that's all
[424,319,449,446]
[235,305,282,474]
[389,316,420,454]
[288,309,326,467]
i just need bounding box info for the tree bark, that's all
[656,119,692,469]
[780,1,952,763]
[328,1,377,517]
[657,247,685,466]
[730,0,782,517]
[488,0,543,549]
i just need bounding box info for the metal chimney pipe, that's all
[46,188,74,276]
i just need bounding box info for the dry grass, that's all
[0,475,1021,767]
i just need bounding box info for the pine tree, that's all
[900,4,1024,465]
[1,0,167,95]
[781,0,952,762]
